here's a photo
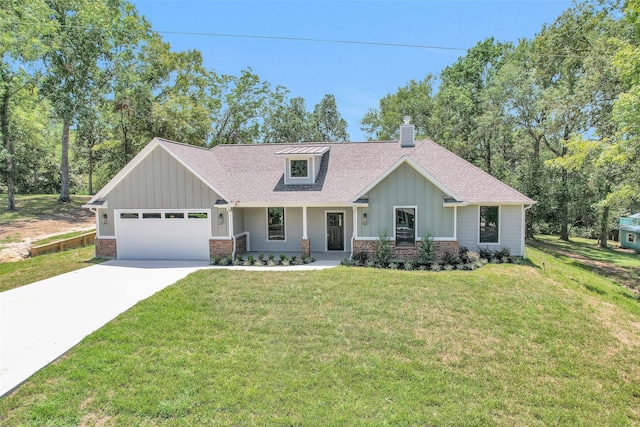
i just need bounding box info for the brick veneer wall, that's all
[235,235,247,254]
[352,239,460,262]
[301,238,311,257]
[95,238,117,259]
[210,239,233,258]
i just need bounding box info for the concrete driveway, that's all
[0,260,209,396]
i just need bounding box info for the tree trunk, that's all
[58,118,72,203]
[598,204,610,249]
[559,166,569,241]
[88,139,93,195]
[1,86,15,210]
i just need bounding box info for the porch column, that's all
[351,205,357,259]
[227,207,236,258]
[301,206,310,257]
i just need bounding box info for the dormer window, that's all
[290,159,309,178]
[275,145,330,185]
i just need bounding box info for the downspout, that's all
[227,207,236,259]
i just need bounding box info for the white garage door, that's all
[115,210,211,260]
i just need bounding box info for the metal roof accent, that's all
[85,199,107,206]
[214,199,228,205]
[274,146,330,156]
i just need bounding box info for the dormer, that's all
[275,146,330,185]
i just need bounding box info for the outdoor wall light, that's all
[363,212,368,225]
[102,213,108,225]
[218,212,224,225]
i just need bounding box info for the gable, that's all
[105,145,219,209]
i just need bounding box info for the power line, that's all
[153,30,469,52]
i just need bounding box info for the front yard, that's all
[1,247,638,425]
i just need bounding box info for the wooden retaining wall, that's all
[29,231,96,257]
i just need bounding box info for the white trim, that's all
[235,201,355,208]
[453,206,458,241]
[393,205,418,246]
[353,156,461,203]
[302,206,308,239]
[88,138,230,204]
[478,205,501,246]
[351,206,357,259]
[628,233,636,243]
[325,210,348,252]
[266,207,287,243]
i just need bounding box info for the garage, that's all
[115,209,211,260]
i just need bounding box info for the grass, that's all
[0,246,105,293]
[0,194,92,223]
[1,248,638,425]
[534,234,640,269]
[530,234,640,292]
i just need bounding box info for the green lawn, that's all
[0,246,104,292]
[1,248,638,425]
[0,194,92,223]
[534,234,640,269]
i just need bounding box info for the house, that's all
[619,213,640,251]
[84,119,535,261]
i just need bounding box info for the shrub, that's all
[418,233,435,264]
[404,260,414,271]
[247,255,254,264]
[279,254,286,261]
[258,253,264,261]
[291,255,297,262]
[218,256,230,266]
[365,261,376,268]
[267,259,278,266]
[303,257,315,264]
[353,251,369,265]
[495,247,511,262]
[268,254,275,261]
[441,249,460,266]
[478,247,493,261]
[282,258,291,266]
[388,262,398,270]
[430,263,442,272]
[465,251,480,264]
[212,256,221,265]
[375,231,392,267]
[233,256,243,266]
[443,264,454,271]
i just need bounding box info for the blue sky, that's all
[131,0,573,141]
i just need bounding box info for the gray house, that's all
[85,121,535,261]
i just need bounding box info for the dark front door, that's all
[327,212,344,251]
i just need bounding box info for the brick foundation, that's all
[95,238,117,259]
[235,234,247,254]
[352,239,460,262]
[301,238,311,257]
[210,239,233,258]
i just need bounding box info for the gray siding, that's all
[233,208,245,236]
[456,205,525,256]
[99,145,227,237]
[308,208,352,253]
[358,162,454,238]
[243,207,352,253]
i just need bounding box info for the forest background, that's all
[1,0,639,246]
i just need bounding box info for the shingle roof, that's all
[158,138,535,206]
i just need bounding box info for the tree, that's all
[41,0,142,202]
[307,94,349,142]
[262,93,309,143]
[0,0,52,209]
[361,75,435,141]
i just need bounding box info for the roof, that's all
[155,137,534,206]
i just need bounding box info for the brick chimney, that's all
[400,116,414,148]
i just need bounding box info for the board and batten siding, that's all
[456,204,525,256]
[358,162,455,238]
[243,207,303,252]
[99,145,228,238]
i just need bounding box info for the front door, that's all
[327,212,344,251]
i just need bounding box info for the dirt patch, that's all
[530,240,639,294]
[0,215,95,263]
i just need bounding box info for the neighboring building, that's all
[84,120,535,261]
[619,213,640,251]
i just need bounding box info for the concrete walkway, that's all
[0,258,340,396]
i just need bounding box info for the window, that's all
[268,207,285,241]
[479,206,499,243]
[290,159,309,178]
[142,212,162,219]
[395,207,415,247]
[164,212,184,219]
[120,213,139,219]
[188,212,208,219]
[628,233,636,243]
